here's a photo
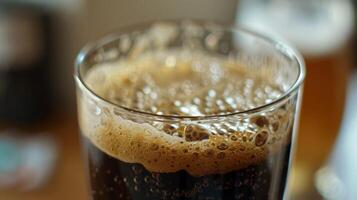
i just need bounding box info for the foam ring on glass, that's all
[75,21,305,200]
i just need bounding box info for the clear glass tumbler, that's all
[75,21,305,200]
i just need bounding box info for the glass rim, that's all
[74,21,305,120]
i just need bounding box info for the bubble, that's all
[150,92,158,99]
[183,124,210,141]
[230,135,238,141]
[150,106,158,113]
[217,142,228,150]
[224,123,237,132]
[165,56,177,67]
[218,105,226,111]
[252,116,269,127]
[208,89,217,98]
[192,97,201,105]
[142,85,152,94]
[215,128,227,136]
[95,106,102,115]
[216,99,224,106]
[163,124,176,135]
[271,120,280,132]
[255,130,269,147]
[174,100,182,107]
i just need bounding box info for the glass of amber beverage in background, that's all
[235,1,354,198]
[75,21,305,200]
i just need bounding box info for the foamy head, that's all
[77,23,299,176]
[85,49,286,116]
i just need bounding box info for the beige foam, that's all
[80,109,291,176]
[79,49,294,176]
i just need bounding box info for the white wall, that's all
[83,0,238,40]
[50,3,86,111]
[71,0,238,110]
[13,0,238,110]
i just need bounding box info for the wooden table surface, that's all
[0,114,323,200]
[0,115,88,200]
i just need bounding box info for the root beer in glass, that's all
[75,21,305,200]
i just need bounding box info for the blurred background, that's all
[0,0,356,199]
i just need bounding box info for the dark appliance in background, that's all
[0,3,53,124]
[0,3,59,190]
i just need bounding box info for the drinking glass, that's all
[75,21,305,200]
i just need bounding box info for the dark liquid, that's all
[83,137,291,200]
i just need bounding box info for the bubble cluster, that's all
[85,49,286,118]
[80,48,295,176]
